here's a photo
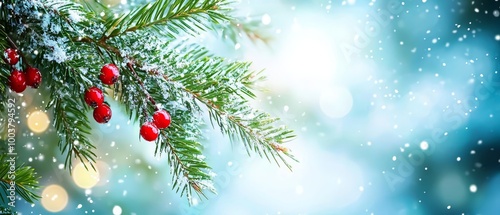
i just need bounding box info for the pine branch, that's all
[103,0,230,39]
[126,62,158,110]
[218,17,273,45]
[160,125,215,201]
[50,96,97,170]
[0,24,8,51]
[46,65,100,171]
[0,207,13,215]
[0,153,40,205]
[1,0,296,205]
[163,56,297,169]
[76,35,216,200]
[44,61,99,170]
[77,33,296,197]
[44,67,98,171]
[10,1,107,170]
[0,2,11,51]
[120,60,214,201]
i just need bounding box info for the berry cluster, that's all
[84,63,120,124]
[3,48,42,93]
[85,86,112,123]
[86,61,172,141]
[140,109,171,141]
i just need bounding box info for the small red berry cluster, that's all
[84,63,120,124]
[140,109,172,141]
[3,48,42,93]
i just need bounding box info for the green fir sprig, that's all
[0,153,40,206]
[0,0,295,205]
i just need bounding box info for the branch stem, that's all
[76,36,159,112]
[126,61,158,111]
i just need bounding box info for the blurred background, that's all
[4,0,500,214]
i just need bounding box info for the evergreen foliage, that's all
[0,0,295,206]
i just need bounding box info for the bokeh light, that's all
[10,0,500,214]
[27,110,50,133]
[41,184,68,212]
[72,162,100,189]
[112,205,122,215]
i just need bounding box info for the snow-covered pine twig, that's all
[0,0,295,205]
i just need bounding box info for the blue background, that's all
[7,0,500,214]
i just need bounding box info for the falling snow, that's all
[3,0,500,214]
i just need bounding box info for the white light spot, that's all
[261,14,271,25]
[495,35,500,41]
[392,156,397,161]
[420,141,429,151]
[457,157,461,161]
[192,198,199,206]
[469,184,477,193]
[112,205,122,215]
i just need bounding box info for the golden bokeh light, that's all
[27,110,50,133]
[41,184,68,213]
[72,162,100,189]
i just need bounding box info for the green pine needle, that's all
[0,0,296,205]
[0,154,40,205]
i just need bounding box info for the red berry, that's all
[84,87,104,108]
[100,63,120,85]
[140,122,159,141]
[153,109,171,129]
[93,104,112,123]
[3,48,20,66]
[9,70,26,93]
[25,67,42,88]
